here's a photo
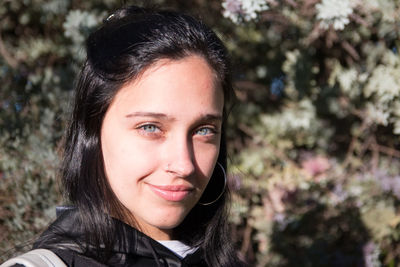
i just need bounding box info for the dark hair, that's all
[61,5,242,266]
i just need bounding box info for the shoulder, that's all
[0,249,67,267]
[1,249,108,267]
[2,248,108,267]
[50,249,107,267]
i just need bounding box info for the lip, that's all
[147,184,194,202]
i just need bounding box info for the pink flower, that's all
[301,155,331,177]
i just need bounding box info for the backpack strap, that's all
[1,249,67,267]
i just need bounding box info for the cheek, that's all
[194,141,221,184]
[101,129,159,186]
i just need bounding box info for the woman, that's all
[4,5,244,267]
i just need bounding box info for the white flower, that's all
[42,0,69,15]
[63,10,99,43]
[242,0,269,20]
[316,0,354,30]
[364,62,400,104]
[366,103,390,126]
[338,68,358,94]
[222,0,269,24]
[363,241,382,267]
[260,99,317,132]
[394,120,400,135]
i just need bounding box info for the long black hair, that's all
[61,5,242,266]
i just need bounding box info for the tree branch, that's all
[0,27,19,69]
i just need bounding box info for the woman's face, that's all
[101,55,224,240]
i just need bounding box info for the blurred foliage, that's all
[1,0,400,266]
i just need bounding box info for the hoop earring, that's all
[198,162,227,206]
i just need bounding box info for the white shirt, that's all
[157,240,198,259]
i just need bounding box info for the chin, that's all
[153,210,189,230]
[156,216,186,229]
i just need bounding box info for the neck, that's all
[127,217,175,240]
[147,228,174,241]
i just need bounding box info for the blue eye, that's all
[196,127,213,136]
[141,124,158,133]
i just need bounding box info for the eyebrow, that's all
[126,112,170,119]
[125,111,223,122]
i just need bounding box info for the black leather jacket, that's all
[32,208,207,267]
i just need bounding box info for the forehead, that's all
[135,55,220,87]
[107,55,224,116]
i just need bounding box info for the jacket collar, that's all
[34,207,205,266]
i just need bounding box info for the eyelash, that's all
[195,127,217,136]
[137,123,162,136]
[136,124,218,138]
[140,124,159,132]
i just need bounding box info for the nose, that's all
[165,136,196,178]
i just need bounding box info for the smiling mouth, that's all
[147,184,194,202]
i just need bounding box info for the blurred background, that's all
[1,0,400,266]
